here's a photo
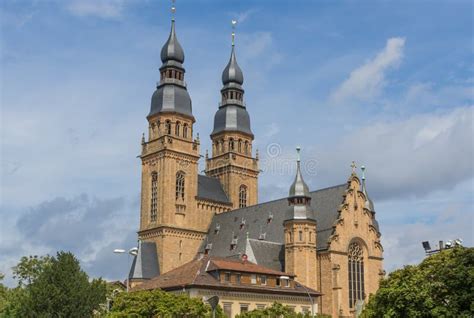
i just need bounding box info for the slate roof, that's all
[129,241,160,280]
[197,175,231,204]
[202,184,352,264]
[133,256,320,297]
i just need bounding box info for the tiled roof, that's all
[133,256,320,296]
[207,257,289,276]
[197,175,231,204]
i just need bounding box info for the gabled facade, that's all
[131,12,384,318]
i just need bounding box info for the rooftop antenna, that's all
[231,19,237,46]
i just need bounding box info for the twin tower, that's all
[138,18,259,273]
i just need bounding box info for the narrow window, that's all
[239,185,247,208]
[175,121,180,136]
[150,173,158,222]
[176,171,185,200]
[309,231,312,242]
[183,124,188,138]
[348,242,365,308]
[229,138,235,151]
[165,120,171,135]
[236,274,241,284]
[238,139,242,153]
[244,141,249,155]
[224,272,231,282]
[260,275,267,285]
[299,231,303,241]
[223,303,232,317]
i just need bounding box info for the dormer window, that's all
[205,243,212,254]
[259,232,266,240]
[230,236,238,250]
[260,275,267,285]
[214,223,220,234]
[267,212,273,224]
[240,218,246,230]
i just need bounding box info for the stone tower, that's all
[206,28,259,209]
[138,17,205,274]
[284,148,318,289]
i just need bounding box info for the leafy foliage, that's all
[108,288,224,317]
[0,251,106,318]
[361,247,474,318]
[235,302,330,318]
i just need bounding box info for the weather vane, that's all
[231,19,237,46]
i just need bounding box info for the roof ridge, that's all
[216,183,347,216]
[248,238,283,245]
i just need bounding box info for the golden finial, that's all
[171,0,176,21]
[231,19,237,46]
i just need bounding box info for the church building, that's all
[129,11,384,318]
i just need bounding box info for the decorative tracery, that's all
[150,172,158,222]
[239,185,247,208]
[176,171,185,200]
[348,242,365,308]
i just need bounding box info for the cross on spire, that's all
[351,161,357,174]
[231,19,237,46]
[171,0,176,21]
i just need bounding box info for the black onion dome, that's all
[211,105,252,136]
[160,20,184,64]
[222,46,243,85]
[149,85,192,118]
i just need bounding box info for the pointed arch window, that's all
[176,171,185,200]
[150,172,158,222]
[239,185,248,208]
[348,242,365,308]
[175,121,181,136]
[183,124,188,138]
[165,120,171,135]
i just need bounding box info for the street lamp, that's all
[280,276,315,318]
[114,247,138,292]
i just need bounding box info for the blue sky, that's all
[1,0,473,285]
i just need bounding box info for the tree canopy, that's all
[361,247,474,318]
[0,251,106,317]
[108,289,224,317]
[235,302,330,318]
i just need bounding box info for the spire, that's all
[289,147,310,198]
[222,20,244,85]
[160,1,184,64]
[211,19,252,137]
[361,165,375,212]
[286,147,314,221]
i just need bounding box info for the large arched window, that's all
[176,171,185,200]
[239,185,247,208]
[150,172,158,222]
[348,242,365,308]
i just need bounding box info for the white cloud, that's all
[65,0,126,19]
[314,106,474,200]
[330,37,406,104]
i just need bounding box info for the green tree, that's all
[235,302,330,318]
[108,289,224,318]
[0,251,106,318]
[361,247,474,318]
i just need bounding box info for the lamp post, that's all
[114,247,138,292]
[280,276,315,318]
